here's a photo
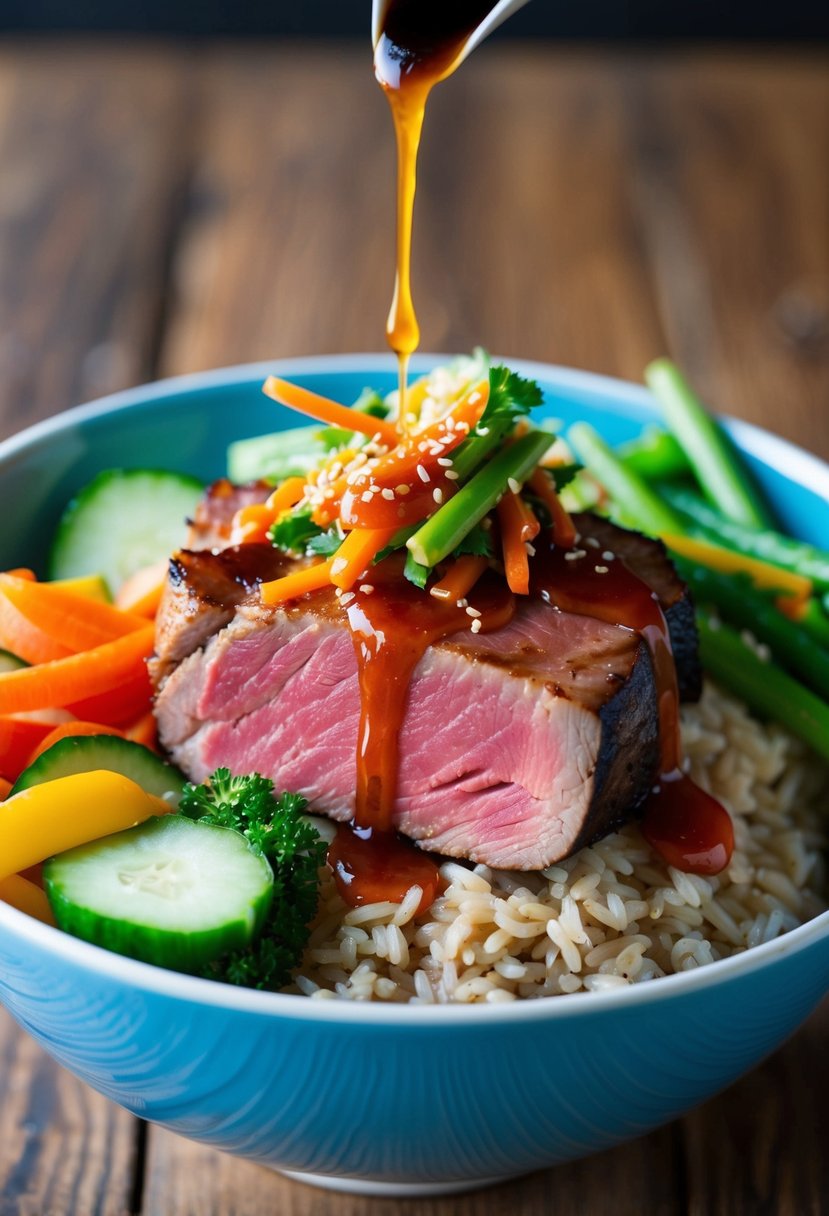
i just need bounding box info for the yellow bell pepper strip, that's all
[662,534,812,605]
[0,770,171,880]
[0,874,56,925]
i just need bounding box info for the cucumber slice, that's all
[11,735,187,805]
[44,816,274,974]
[49,468,204,594]
[51,573,112,603]
[0,648,27,673]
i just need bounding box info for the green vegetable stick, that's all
[697,614,829,764]
[407,430,553,569]
[674,560,829,703]
[662,484,829,593]
[645,359,775,530]
[568,422,685,537]
[618,426,689,480]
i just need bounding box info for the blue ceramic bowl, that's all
[0,356,827,1197]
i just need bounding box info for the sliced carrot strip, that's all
[115,560,169,618]
[430,555,489,602]
[263,377,400,448]
[231,503,275,545]
[0,575,148,652]
[0,716,58,781]
[497,494,531,596]
[260,559,334,606]
[0,874,55,925]
[0,625,155,715]
[265,476,309,515]
[0,595,70,665]
[27,721,125,765]
[125,711,159,751]
[330,528,397,591]
[529,469,577,549]
[0,777,11,800]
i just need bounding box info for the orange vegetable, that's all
[27,721,124,764]
[497,493,531,595]
[125,711,159,751]
[0,874,55,925]
[68,668,153,726]
[529,469,577,549]
[330,528,397,591]
[0,777,11,800]
[266,476,310,516]
[115,560,169,618]
[263,377,399,448]
[3,568,35,581]
[0,594,70,665]
[0,575,147,653]
[430,555,489,602]
[0,625,155,715]
[260,559,335,606]
[231,503,276,545]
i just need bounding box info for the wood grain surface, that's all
[0,39,826,1216]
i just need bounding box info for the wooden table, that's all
[0,39,826,1216]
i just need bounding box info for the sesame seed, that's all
[445,417,456,431]
[433,488,444,504]
[525,543,536,557]
[585,537,600,549]
[359,584,375,595]
[418,441,429,452]
[595,565,609,574]
[323,488,335,499]
[437,456,453,467]
[340,592,355,606]
[381,488,395,501]
[395,484,411,495]
[331,558,347,575]
[468,391,481,405]
[329,462,342,479]
[602,550,616,562]
[360,491,373,503]
[476,426,490,436]
[445,470,459,481]
[507,477,521,495]
[455,422,470,434]
[466,606,482,618]
[564,551,581,562]
[416,465,430,483]
[456,598,468,608]
[470,618,482,633]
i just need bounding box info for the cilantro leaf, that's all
[306,526,344,556]
[181,769,327,991]
[477,366,543,433]
[449,521,493,559]
[269,507,323,555]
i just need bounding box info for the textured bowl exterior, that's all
[0,356,827,1190]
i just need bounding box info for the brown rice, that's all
[291,682,828,1003]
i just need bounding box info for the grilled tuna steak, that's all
[151,492,700,870]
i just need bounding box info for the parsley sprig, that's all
[180,769,327,991]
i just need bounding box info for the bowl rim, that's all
[0,352,827,1026]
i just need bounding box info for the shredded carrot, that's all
[497,493,531,595]
[231,503,276,545]
[0,716,59,781]
[115,560,169,618]
[0,776,11,800]
[263,377,399,448]
[430,555,489,601]
[125,711,159,751]
[0,594,70,665]
[265,476,308,515]
[27,720,125,765]
[0,625,155,716]
[330,527,397,591]
[529,469,577,549]
[0,575,147,653]
[260,559,335,606]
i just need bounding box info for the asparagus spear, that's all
[407,430,553,569]
[568,422,685,537]
[675,560,829,702]
[645,359,775,530]
[697,613,829,764]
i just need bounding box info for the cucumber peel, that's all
[11,735,187,806]
[44,816,274,974]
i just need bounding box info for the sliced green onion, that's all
[407,430,553,569]
[645,359,775,530]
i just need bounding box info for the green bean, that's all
[674,560,829,702]
[568,422,685,537]
[696,613,829,763]
[407,430,553,569]
[645,359,775,530]
[618,426,689,480]
[662,485,829,593]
